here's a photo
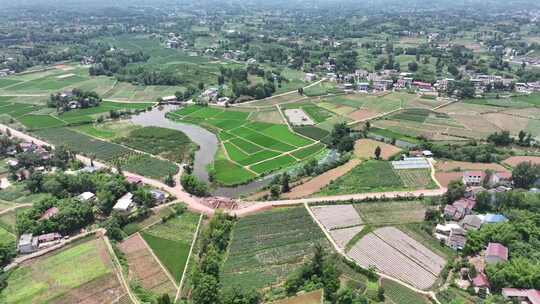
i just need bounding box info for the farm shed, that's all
[113,193,135,213]
[18,234,38,254]
[391,157,430,170]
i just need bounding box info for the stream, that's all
[130,105,273,197]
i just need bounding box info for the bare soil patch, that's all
[435,172,463,187]
[354,139,402,160]
[504,156,540,167]
[435,160,509,173]
[347,109,377,121]
[118,234,176,297]
[282,159,361,199]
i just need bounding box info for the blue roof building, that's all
[482,213,508,224]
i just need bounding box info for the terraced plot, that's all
[221,207,328,289]
[169,105,323,185]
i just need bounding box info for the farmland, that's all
[0,237,127,304]
[354,138,402,160]
[221,207,329,289]
[118,234,177,297]
[354,200,428,226]
[140,211,200,283]
[381,279,431,304]
[168,105,325,185]
[317,160,435,195]
[33,127,178,180]
[347,227,446,290]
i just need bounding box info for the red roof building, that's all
[126,176,143,185]
[502,288,540,304]
[39,207,59,221]
[486,243,508,264]
[37,232,62,243]
[472,272,490,288]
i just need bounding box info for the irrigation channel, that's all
[130,105,274,197]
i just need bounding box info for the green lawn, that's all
[0,239,112,304]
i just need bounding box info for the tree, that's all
[298,87,304,95]
[180,174,210,197]
[164,173,175,187]
[374,146,382,160]
[281,173,290,193]
[377,286,385,301]
[445,180,466,203]
[512,162,540,189]
[408,61,418,72]
[192,274,220,304]
[270,184,280,199]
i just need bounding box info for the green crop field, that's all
[390,108,431,123]
[18,115,67,130]
[293,126,330,141]
[0,226,15,246]
[382,279,431,304]
[114,126,197,163]
[317,161,406,195]
[34,127,178,180]
[221,207,329,289]
[0,238,113,304]
[354,200,428,225]
[141,212,199,282]
[169,105,323,185]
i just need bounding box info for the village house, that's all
[17,234,38,254]
[461,214,483,231]
[471,272,490,291]
[304,73,317,82]
[113,193,135,213]
[463,171,486,186]
[200,87,219,102]
[465,186,486,199]
[502,288,540,304]
[412,81,434,92]
[358,82,369,92]
[487,172,512,187]
[447,226,467,250]
[37,232,62,247]
[485,242,508,265]
[444,197,476,221]
[150,189,167,204]
[126,176,143,185]
[77,192,96,202]
[434,223,461,242]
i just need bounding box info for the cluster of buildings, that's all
[0,68,15,77]
[165,33,187,49]
[435,170,512,250]
[17,232,64,254]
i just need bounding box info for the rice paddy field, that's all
[168,105,326,185]
[33,127,178,180]
[0,237,127,304]
[317,160,436,195]
[221,207,329,289]
[140,211,200,283]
